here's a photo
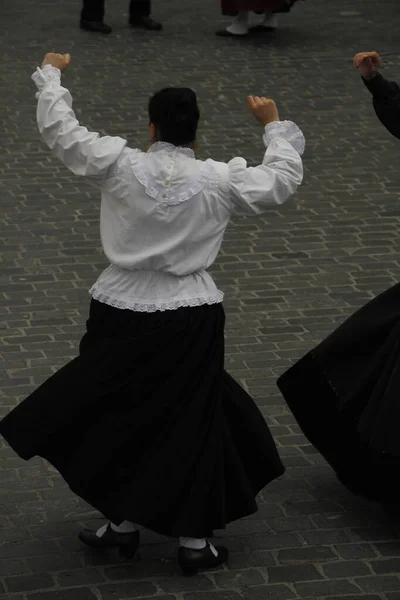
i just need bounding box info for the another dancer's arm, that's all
[227,96,304,216]
[32,53,127,186]
[354,51,400,140]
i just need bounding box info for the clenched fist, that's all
[353,51,381,81]
[41,53,71,72]
[247,96,279,127]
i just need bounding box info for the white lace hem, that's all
[90,290,224,312]
[264,120,305,156]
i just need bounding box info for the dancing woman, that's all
[278,52,400,503]
[0,52,305,574]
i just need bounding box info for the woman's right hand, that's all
[353,52,381,80]
[248,96,280,127]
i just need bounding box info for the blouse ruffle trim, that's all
[264,120,306,156]
[90,289,224,312]
[147,141,195,158]
[130,156,217,205]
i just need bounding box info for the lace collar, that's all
[147,142,195,159]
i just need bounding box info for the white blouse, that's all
[32,65,305,312]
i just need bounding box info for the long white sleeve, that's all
[31,65,127,184]
[228,120,305,216]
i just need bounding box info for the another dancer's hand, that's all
[353,52,381,80]
[248,96,279,127]
[41,53,71,72]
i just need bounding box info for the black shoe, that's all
[129,16,163,31]
[79,525,140,559]
[80,20,112,34]
[178,542,228,576]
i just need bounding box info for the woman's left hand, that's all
[41,53,71,72]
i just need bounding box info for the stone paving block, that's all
[294,579,362,597]
[355,576,400,593]
[56,568,106,587]
[328,596,381,600]
[96,582,158,599]
[4,573,55,593]
[134,597,176,600]
[243,584,296,600]
[370,558,400,574]
[26,553,84,573]
[245,532,304,550]
[28,590,98,600]
[103,561,175,580]
[213,568,266,587]
[376,543,400,557]
[186,592,243,600]
[226,550,276,570]
[334,544,378,559]
[0,559,31,577]
[157,575,216,593]
[268,564,323,583]
[322,560,372,578]
[299,527,355,545]
[278,546,338,565]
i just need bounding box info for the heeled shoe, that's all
[178,542,228,576]
[79,524,140,559]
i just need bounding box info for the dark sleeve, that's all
[363,73,400,139]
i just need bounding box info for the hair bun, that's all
[148,87,200,147]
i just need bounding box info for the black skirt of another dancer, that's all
[277,283,400,503]
[0,300,284,538]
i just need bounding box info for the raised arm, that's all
[227,97,304,216]
[354,51,400,140]
[32,53,127,185]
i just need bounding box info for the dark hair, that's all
[148,87,200,147]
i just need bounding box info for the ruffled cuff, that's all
[31,65,61,98]
[263,120,305,156]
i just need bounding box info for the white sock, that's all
[261,11,278,27]
[111,520,137,533]
[179,537,218,557]
[226,10,249,35]
[96,521,137,538]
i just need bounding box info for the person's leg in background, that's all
[129,0,162,31]
[216,10,250,36]
[250,9,278,31]
[80,0,112,34]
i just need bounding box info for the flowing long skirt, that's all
[277,283,400,503]
[0,300,284,537]
[221,0,301,16]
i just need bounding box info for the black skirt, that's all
[277,283,400,503]
[0,300,284,538]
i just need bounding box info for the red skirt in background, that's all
[221,0,301,16]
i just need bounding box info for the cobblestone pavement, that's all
[2,0,400,598]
